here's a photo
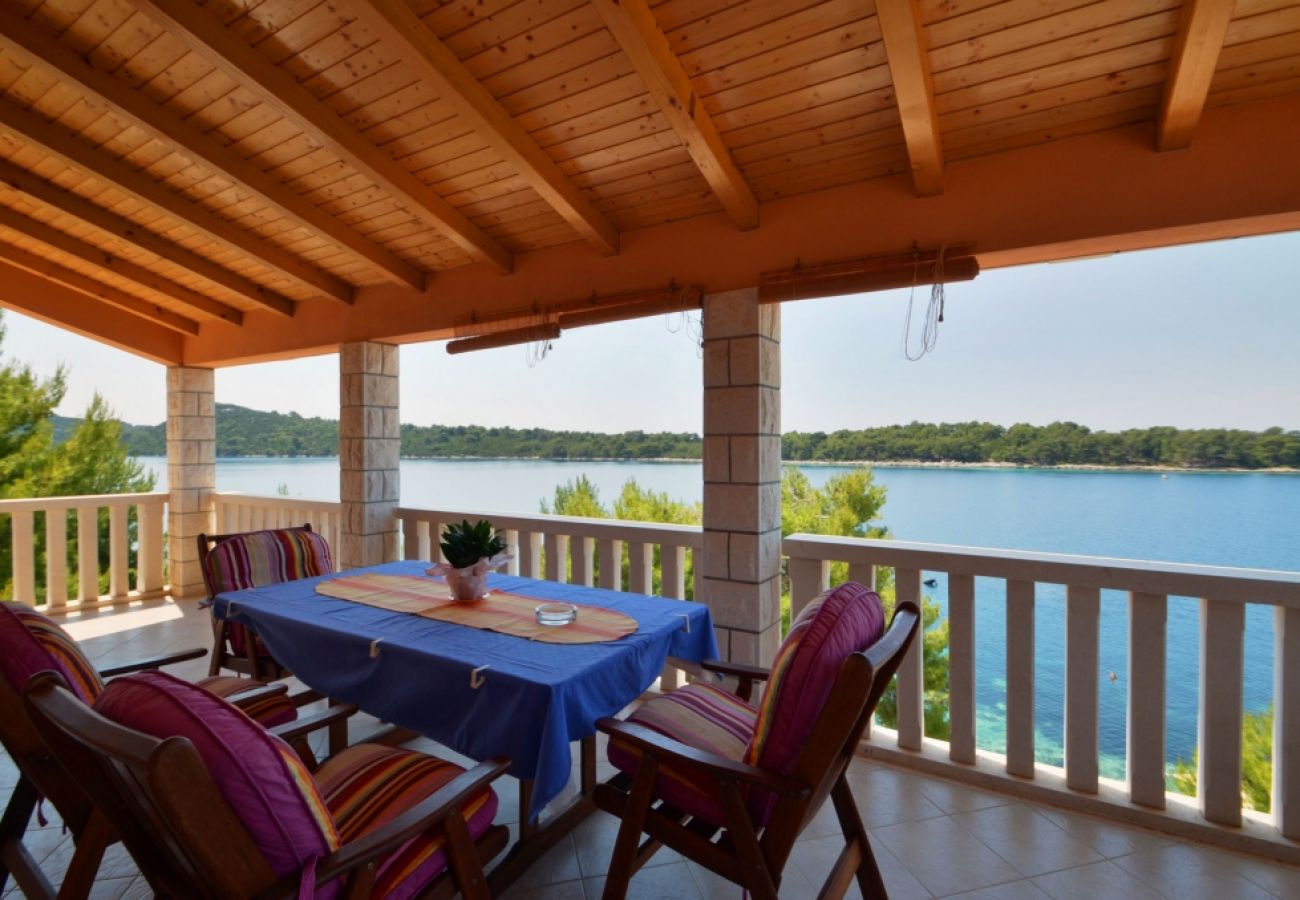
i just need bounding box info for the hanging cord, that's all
[524,308,554,368]
[664,285,705,357]
[902,244,947,361]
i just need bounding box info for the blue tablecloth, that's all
[213,560,719,817]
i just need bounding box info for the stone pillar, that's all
[700,288,782,666]
[339,341,400,569]
[166,366,215,599]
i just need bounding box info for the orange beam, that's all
[592,0,758,229]
[876,0,945,196]
[1158,0,1237,151]
[0,261,184,364]
[163,92,1300,366]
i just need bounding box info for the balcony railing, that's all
[785,532,1300,862]
[214,492,345,552]
[0,492,167,610]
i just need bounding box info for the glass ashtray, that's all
[535,602,578,627]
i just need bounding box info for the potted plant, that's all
[432,519,511,602]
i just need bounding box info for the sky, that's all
[3,231,1298,434]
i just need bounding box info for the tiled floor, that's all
[5,597,1300,899]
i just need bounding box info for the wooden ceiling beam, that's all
[0,260,183,364]
[591,0,758,230]
[365,0,620,256]
[876,0,945,197]
[1158,0,1237,151]
[0,99,312,312]
[0,240,199,335]
[0,20,425,292]
[132,0,513,274]
[0,205,244,326]
[0,156,286,322]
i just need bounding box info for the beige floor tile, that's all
[1032,807,1174,859]
[1031,860,1165,899]
[950,803,1103,877]
[843,764,947,829]
[789,834,931,900]
[1111,844,1274,899]
[943,881,1049,899]
[505,830,584,888]
[584,860,704,899]
[500,878,588,900]
[570,807,683,877]
[912,776,1016,816]
[871,815,1021,897]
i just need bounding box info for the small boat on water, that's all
[923,578,938,588]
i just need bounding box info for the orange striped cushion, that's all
[195,676,297,728]
[5,603,105,702]
[606,683,757,827]
[316,744,498,899]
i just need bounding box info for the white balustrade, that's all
[212,492,344,555]
[782,532,1300,859]
[0,492,168,609]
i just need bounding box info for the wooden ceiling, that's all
[0,0,1297,362]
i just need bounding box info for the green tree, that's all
[0,314,154,601]
[1170,707,1273,812]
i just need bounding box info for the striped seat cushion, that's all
[606,682,758,827]
[196,676,297,728]
[317,744,499,900]
[0,602,105,702]
[205,528,334,662]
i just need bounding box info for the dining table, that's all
[211,559,720,890]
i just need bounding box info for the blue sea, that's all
[141,457,1300,777]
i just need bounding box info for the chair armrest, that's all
[699,658,770,702]
[597,718,807,798]
[98,647,208,678]
[250,757,512,897]
[266,703,357,744]
[224,683,289,711]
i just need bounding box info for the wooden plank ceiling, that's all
[0,0,1296,344]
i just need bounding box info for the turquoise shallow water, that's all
[142,457,1300,775]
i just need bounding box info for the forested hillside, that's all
[62,405,1300,469]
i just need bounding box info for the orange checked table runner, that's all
[315,574,639,644]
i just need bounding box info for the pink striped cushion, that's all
[205,528,334,595]
[94,671,340,893]
[745,582,885,776]
[317,744,498,900]
[0,602,105,703]
[607,683,757,826]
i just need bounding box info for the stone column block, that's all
[699,288,783,666]
[166,366,215,599]
[339,341,400,570]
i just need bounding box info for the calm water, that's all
[141,457,1300,777]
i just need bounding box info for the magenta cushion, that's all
[94,671,339,887]
[0,602,104,702]
[745,582,885,775]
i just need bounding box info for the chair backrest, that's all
[197,524,334,600]
[0,602,107,832]
[758,593,920,864]
[24,670,341,900]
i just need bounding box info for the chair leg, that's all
[208,621,225,677]
[718,780,778,900]
[444,813,490,900]
[55,812,112,900]
[0,775,54,899]
[830,774,887,899]
[602,758,660,900]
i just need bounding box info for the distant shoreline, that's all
[136,453,1300,474]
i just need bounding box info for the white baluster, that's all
[572,537,595,587]
[788,557,829,621]
[544,533,570,583]
[848,562,876,591]
[139,501,163,594]
[896,567,924,751]
[1199,597,1244,826]
[109,504,129,599]
[45,507,68,609]
[659,544,688,691]
[1066,585,1100,792]
[598,538,623,591]
[628,542,653,594]
[1275,605,1300,838]
[1006,579,1036,778]
[948,573,976,764]
[1128,591,1167,808]
[11,510,34,604]
[504,530,520,575]
[402,516,420,561]
[77,506,99,603]
[518,532,542,579]
[418,520,432,562]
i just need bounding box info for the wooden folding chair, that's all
[595,582,920,899]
